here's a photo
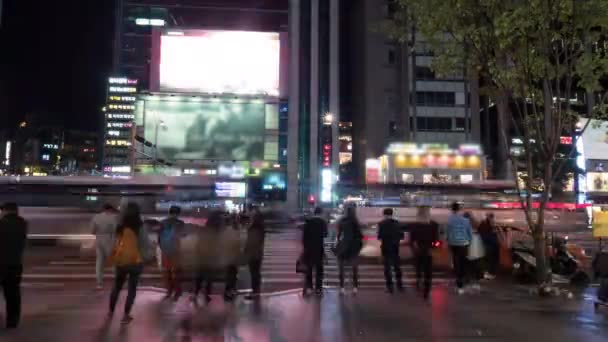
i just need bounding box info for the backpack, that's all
[110,228,142,266]
[159,222,177,255]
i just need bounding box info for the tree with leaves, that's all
[384,0,608,286]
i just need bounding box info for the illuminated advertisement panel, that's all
[156,30,280,96]
[215,182,246,198]
[143,100,265,161]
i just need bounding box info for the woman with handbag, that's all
[108,202,151,324]
[336,206,363,295]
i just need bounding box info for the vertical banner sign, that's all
[320,125,333,203]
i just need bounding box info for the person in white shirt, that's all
[91,203,118,289]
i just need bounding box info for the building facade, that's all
[347,0,481,183]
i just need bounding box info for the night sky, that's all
[0,0,114,132]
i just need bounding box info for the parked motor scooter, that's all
[511,235,588,285]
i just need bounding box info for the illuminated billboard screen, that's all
[143,100,266,161]
[156,30,280,96]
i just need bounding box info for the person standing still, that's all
[91,203,118,290]
[108,203,151,324]
[336,206,363,295]
[158,206,185,300]
[302,207,328,296]
[378,208,404,293]
[446,202,473,294]
[244,209,266,300]
[408,206,439,300]
[478,213,499,279]
[0,203,27,329]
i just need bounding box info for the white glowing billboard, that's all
[157,30,280,96]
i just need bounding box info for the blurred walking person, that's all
[158,205,186,300]
[243,208,266,300]
[447,202,473,294]
[464,212,484,292]
[378,208,404,293]
[408,206,439,299]
[335,206,363,295]
[90,203,117,290]
[0,203,27,329]
[223,212,241,302]
[478,213,499,279]
[302,207,328,296]
[108,203,151,324]
[192,211,224,304]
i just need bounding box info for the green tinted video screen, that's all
[143,100,266,161]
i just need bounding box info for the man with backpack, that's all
[158,206,186,300]
[378,208,404,293]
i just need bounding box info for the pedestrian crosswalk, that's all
[22,228,452,292]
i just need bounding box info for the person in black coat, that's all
[0,203,28,329]
[336,206,363,294]
[408,206,439,299]
[302,207,328,296]
[378,208,404,293]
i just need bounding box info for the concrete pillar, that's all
[329,0,340,191]
[309,0,320,201]
[287,0,301,210]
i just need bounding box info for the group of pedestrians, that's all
[447,202,499,294]
[299,206,440,299]
[92,202,269,320]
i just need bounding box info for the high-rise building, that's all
[102,77,137,176]
[346,0,481,183]
[109,0,297,203]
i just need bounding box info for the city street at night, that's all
[2,0,608,340]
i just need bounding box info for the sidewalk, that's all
[1,285,607,341]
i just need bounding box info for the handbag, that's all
[107,234,125,266]
[468,233,485,260]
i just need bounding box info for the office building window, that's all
[455,117,470,131]
[416,117,453,131]
[388,121,398,137]
[415,91,456,106]
[415,66,435,80]
[388,49,396,65]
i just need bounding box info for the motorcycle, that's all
[511,235,589,285]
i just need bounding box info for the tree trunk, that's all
[532,226,549,284]
[495,91,511,179]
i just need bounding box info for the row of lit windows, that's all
[107,122,132,128]
[107,130,130,137]
[109,86,137,93]
[108,104,135,110]
[107,114,134,119]
[109,96,136,102]
[105,140,131,146]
